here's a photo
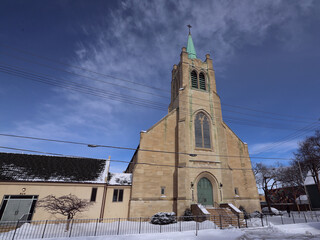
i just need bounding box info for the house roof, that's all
[108,173,132,185]
[304,170,319,186]
[0,152,108,183]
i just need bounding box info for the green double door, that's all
[197,177,213,206]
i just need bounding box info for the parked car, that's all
[261,207,282,215]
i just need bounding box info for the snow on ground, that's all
[29,229,243,240]
[2,212,319,240]
[27,222,320,240]
[242,222,320,239]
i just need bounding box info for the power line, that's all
[0,146,66,157]
[1,65,308,131]
[224,118,318,131]
[0,65,168,111]
[252,122,319,155]
[0,133,294,160]
[0,145,262,172]
[0,63,317,128]
[220,102,315,121]
[0,45,170,93]
[0,46,316,122]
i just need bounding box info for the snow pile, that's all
[243,223,320,239]
[198,204,210,214]
[108,173,132,185]
[262,207,280,215]
[273,222,320,236]
[227,203,241,213]
[151,212,177,225]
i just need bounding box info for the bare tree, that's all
[277,162,307,212]
[37,194,92,230]
[294,130,320,193]
[253,163,279,213]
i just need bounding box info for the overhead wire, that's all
[0,62,317,130]
[1,64,318,134]
[0,133,294,160]
[0,45,319,161]
[0,145,274,171]
[0,46,316,122]
[251,121,319,155]
[0,64,168,111]
[0,45,170,93]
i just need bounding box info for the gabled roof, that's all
[0,152,108,183]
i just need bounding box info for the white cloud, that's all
[249,139,299,155]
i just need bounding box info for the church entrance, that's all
[197,177,213,206]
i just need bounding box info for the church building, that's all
[125,31,260,217]
[0,31,261,223]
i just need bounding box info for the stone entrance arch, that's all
[194,172,219,207]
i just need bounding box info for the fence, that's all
[0,211,319,240]
[250,211,320,227]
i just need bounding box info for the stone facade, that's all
[126,40,260,218]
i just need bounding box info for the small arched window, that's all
[199,72,206,90]
[191,70,198,89]
[195,112,211,149]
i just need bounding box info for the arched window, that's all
[191,70,198,89]
[199,72,206,90]
[195,112,211,149]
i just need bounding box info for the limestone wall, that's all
[128,110,178,218]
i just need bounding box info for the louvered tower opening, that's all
[199,72,206,90]
[191,70,198,88]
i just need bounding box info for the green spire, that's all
[186,28,197,59]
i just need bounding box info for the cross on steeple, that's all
[187,24,192,35]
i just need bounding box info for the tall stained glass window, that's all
[195,112,211,149]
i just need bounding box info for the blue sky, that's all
[0,0,319,172]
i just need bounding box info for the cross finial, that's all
[187,24,192,35]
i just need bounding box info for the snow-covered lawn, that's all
[1,212,319,240]
[0,220,216,240]
[24,222,320,240]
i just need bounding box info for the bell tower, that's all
[168,27,228,215]
[168,29,218,115]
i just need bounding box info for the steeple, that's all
[186,25,197,59]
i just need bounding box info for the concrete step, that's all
[206,207,246,228]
